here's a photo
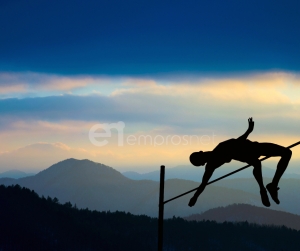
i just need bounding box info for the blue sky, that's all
[0,1,300,172]
[1,0,300,75]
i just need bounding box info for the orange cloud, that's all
[0,71,299,171]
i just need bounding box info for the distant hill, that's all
[122,163,300,182]
[0,158,158,215]
[215,178,300,215]
[185,203,300,230]
[2,185,300,251]
[0,170,35,179]
[0,158,274,218]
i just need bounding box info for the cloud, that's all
[0,72,112,96]
[0,84,27,94]
[7,120,94,134]
[0,71,299,169]
[0,72,299,136]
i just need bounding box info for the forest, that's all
[0,184,299,251]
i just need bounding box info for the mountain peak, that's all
[35,158,128,184]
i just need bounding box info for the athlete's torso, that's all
[209,138,260,168]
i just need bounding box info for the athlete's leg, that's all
[273,150,292,187]
[252,159,264,190]
[257,143,292,204]
[257,143,292,186]
[251,159,270,207]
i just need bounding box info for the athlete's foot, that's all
[260,189,271,207]
[188,196,198,207]
[266,183,280,204]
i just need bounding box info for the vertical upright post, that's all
[158,165,165,251]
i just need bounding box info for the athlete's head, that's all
[189,151,208,166]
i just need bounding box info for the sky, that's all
[0,0,300,173]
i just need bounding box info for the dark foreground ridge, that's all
[0,185,300,251]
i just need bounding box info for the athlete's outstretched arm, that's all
[237,117,254,140]
[188,164,215,207]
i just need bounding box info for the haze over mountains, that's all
[1,141,300,175]
[0,159,262,217]
[1,158,300,218]
[0,142,93,172]
[0,170,35,179]
[122,163,300,182]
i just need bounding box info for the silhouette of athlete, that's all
[189,118,292,207]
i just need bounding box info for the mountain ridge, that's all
[0,158,274,218]
[0,169,35,179]
[122,163,300,182]
[185,203,300,230]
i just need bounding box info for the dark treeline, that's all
[0,185,299,251]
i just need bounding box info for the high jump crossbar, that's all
[157,141,300,251]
